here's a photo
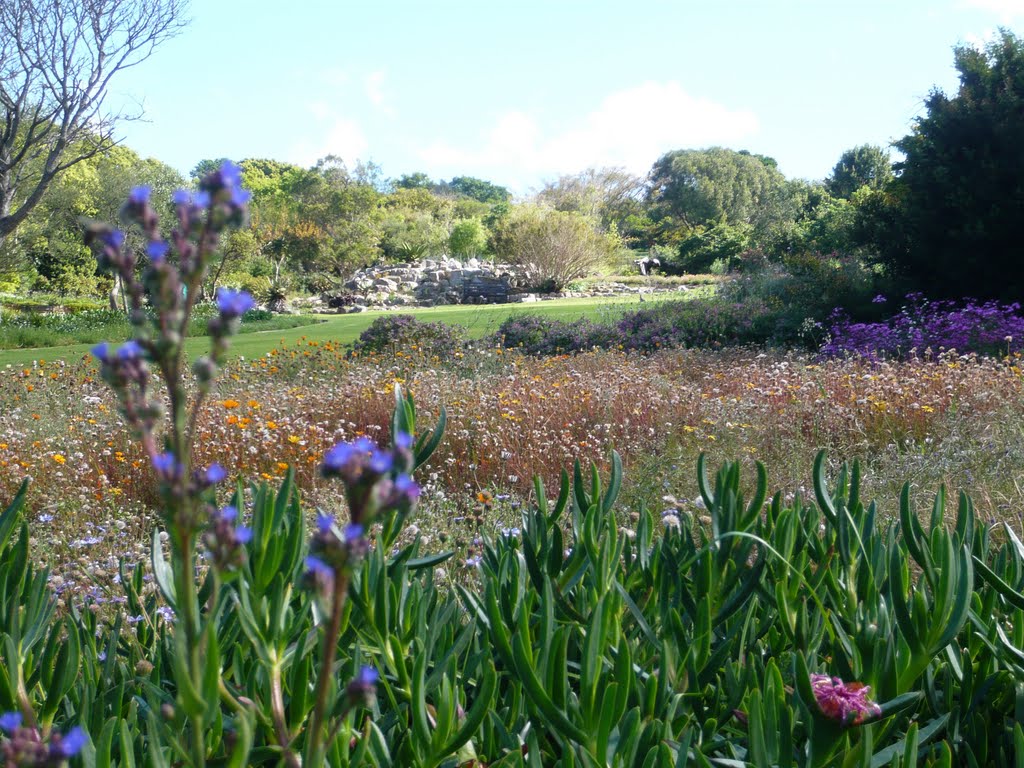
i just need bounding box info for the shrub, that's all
[822,294,1024,358]
[351,313,465,359]
[491,204,615,291]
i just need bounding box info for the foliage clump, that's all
[350,313,466,359]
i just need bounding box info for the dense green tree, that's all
[864,30,1024,300]
[673,222,751,273]
[826,145,893,199]
[448,176,511,204]
[646,147,789,234]
[395,172,434,190]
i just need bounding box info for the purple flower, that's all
[394,431,414,450]
[230,186,252,206]
[56,725,87,757]
[216,288,256,319]
[147,240,170,261]
[872,294,888,304]
[201,463,227,485]
[91,342,110,363]
[219,161,243,188]
[394,474,420,501]
[316,512,334,534]
[346,665,378,707]
[810,674,881,725]
[117,340,143,361]
[193,190,211,208]
[305,555,334,578]
[152,452,182,479]
[102,229,125,249]
[220,505,238,523]
[172,188,191,206]
[0,711,21,733]
[129,186,151,205]
[343,523,365,542]
[235,526,253,545]
[369,449,393,474]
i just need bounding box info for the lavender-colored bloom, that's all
[220,505,238,523]
[369,449,393,474]
[102,229,125,249]
[172,188,191,206]
[810,674,881,725]
[91,342,110,363]
[394,474,421,501]
[235,526,253,545]
[216,288,256,319]
[872,294,888,304]
[117,340,143,361]
[305,555,334,578]
[193,190,211,208]
[343,523,365,542]
[322,443,357,475]
[394,431,414,450]
[0,711,21,733]
[147,240,170,261]
[129,186,151,205]
[152,452,181,478]
[57,725,88,757]
[346,665,378,707]
[316,512,334,533]
[230,186,252,206]
[202,463,227,485]
[219,160,243,188]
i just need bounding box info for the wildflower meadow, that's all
[4,169,1024,767]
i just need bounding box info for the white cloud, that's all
[288,116,369,169]
[962,0,1024,21]
[417,81,758,190]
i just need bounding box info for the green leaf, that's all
[150,528,175,608]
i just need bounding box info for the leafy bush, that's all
[495,297,777,355]
[822,294,1024,358]
[350,314,466,359]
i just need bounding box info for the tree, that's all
[646,147,788,233]
[864,30,1024,300]
[0,0,188,245]
[826,145,892,199]
[449,218,488,259]
[449,176,511,204]
[491,205,614,291]
[536,167,645,239]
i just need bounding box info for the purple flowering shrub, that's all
[821,294,1024,358]
[350,313,465,359]
[494,297,777,355]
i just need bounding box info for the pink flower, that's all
[810,674,881,726]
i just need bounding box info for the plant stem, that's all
[305,571,350,766]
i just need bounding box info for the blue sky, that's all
[109,0,1021,194]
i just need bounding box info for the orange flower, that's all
[52,454,66,465]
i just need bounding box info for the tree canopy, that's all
[865,30,1024,300]
[646,147,789,231]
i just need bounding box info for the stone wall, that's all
[317,258,686,313]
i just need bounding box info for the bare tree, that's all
[0,0,188,245]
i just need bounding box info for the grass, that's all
[0,291,696,367]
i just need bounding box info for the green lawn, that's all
[0,291,696,367]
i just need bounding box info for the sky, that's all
[108,0,1023,195]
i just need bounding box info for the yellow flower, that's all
[222,399,241,409]
[52,454,66,465]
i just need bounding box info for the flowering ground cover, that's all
[3,341,1023,605]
